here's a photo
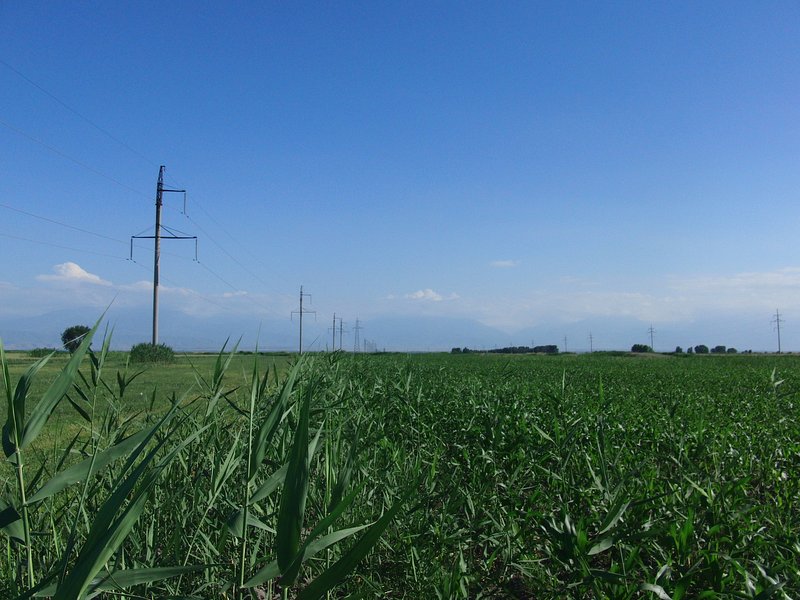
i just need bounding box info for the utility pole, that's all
[331,313,337,351]
[353,318,363,353]
[338,318,347,351]
[647,324,656,351]
[772,309,784,353]
[588,332,593,353]
[291,286,315,354]
[563,335,568,353]
[130,166,193,345]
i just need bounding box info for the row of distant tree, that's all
[452,345,559,354]
[451,343,751,355]
[633,344,748,354]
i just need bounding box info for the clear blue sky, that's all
[1,2,799,351]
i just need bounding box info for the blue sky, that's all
[1,2,799,351]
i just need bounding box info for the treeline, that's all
[633,344,749,354]
[451,345,559,355]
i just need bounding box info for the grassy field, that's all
[1,333,798,598]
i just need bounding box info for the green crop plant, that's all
[0,326,412,598]
[2,334,798,598]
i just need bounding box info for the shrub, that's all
[61,325,90,353]
[28,347,58,358]
[130,342,176,364]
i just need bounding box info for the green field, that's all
[1,335,798,598]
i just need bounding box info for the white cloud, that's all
[118,280,153,292]
[405,289,443,302]
[36,262,111,286]
[490,260,518,268]
[223,290,248,298]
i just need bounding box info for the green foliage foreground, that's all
[1,331,799,598]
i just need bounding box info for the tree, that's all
[61,325,90,353]
[694,344,709,354]
[687,346,693,354]
[631,344,653,353]
[727,347,738,354]
[711,345,727,354]
[675,346,684,354]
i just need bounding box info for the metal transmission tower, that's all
[130,166,195,345]
[647,325,656,351]
[328,314,345,351]
[588,332,594,353]
[772,309,784,353]
[353,318,363,353]
[291,286,316,354]
[338,318,348,351]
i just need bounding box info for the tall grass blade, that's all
[26,428,152,505]
[276,381,312,582]
[297,485,414,600]
[20,317,101,450]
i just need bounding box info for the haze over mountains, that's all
[0,308,775,354]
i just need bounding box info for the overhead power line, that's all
[0,231,128,261]
[0,118,149,199]
[0,58,160,170]
[0,202,127,245]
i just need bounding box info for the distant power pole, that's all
[331,313,337,351]
[563,335,568,353]
[588,332,594,353]
[353,318,363,353]
[772,309,784,353]
[291,286,315,354]
[338,318,347,351]
[130,166,194,345]
[647,325,656,351]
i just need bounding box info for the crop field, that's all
[1,329,799,598]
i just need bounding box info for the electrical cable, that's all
[0,231,129,260]
[0,58,160,170]
[0,202,128,245]
[0,118,149,199]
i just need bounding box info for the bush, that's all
[631,344,653,353]
[727,347,738,354]
[28,347,58,357]
[130,342,176,364]
[61,325,90,353]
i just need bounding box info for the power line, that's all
[0,58,160,170]
[2,59,295,312]
[0,231,128,261]
[0,118,149,199]
[0,202,127,245]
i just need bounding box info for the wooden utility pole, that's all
[291,286,315,354]
[131,166,192,346]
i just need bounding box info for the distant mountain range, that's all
[0,307,775,353]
